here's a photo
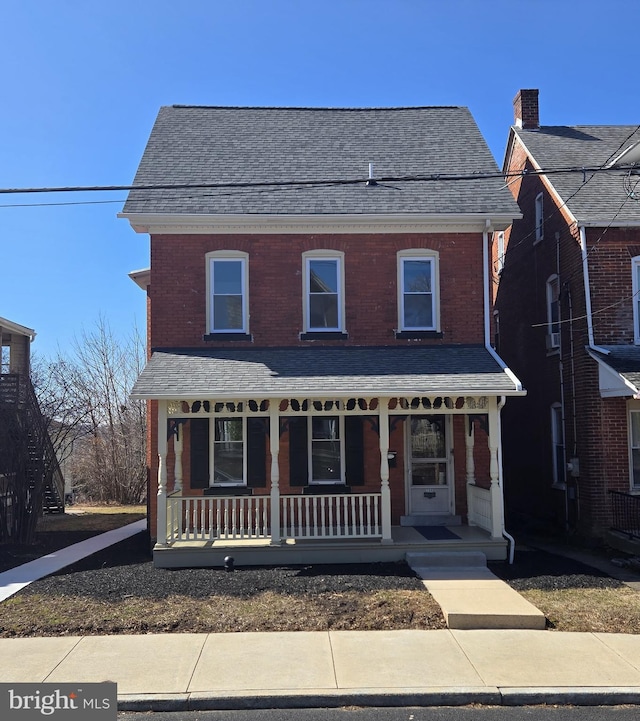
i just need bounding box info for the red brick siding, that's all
[149,232,486,349]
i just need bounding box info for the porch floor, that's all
[153,524,508,568]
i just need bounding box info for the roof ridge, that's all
[169,104,465,111]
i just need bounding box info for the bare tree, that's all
[32,318,147,506]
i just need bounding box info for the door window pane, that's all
[411,417,445,458]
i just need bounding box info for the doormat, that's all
[414,526,461,540]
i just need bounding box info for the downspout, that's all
[483,222,516,563]
[556,231,569,531]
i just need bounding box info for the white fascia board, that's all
[586,348,639,398]
[512,132,579,227]
[128,268,151,290]
[0,316,36,341]
[117,212,520,235]
[578,219,640,228]
[131,385,526,401]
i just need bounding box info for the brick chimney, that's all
[513,89,539,129]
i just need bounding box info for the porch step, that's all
[401,514,461,527]
[406,552,546,631]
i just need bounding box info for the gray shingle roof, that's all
[123,106,520,217]
[514,126,640,224]
[593,345,640,393]
[131,345,521,399]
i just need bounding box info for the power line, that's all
[0,163,638,198]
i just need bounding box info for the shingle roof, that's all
[131,345,522,399]
[514,126,640,224]
[123,105,520,217]
[592,345,640,393]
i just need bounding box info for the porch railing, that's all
[165,492,382,542]
[609,490,640,540]
[467,483,492,533]
[281,493,382,540]
[167,494,270,542]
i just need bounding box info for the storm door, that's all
[406,415,452,515]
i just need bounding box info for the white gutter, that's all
[579,225,610,355]
[483,222,524,392]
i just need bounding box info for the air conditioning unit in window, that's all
[546,332,560,350]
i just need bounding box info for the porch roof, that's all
[131,345,523,400]
[588,345,640,397]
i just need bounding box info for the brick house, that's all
[495,89,640,540]
[121,105,523,568]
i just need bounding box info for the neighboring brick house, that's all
[121,105,523,568]
[495,89,640,540]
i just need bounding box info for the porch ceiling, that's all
[131,345,523,400]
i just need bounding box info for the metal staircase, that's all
[0,373,65,543]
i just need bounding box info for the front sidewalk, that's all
[2,629,640,710]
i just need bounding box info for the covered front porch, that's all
[132,346,524,568]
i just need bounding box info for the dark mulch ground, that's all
[10,529,629,601]
[489,546,628,591]
[16,532,428,600]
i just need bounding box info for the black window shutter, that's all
[190,418,210,489]
[288,417,309,486]
[247,418,268,488]
[345,416,365,486]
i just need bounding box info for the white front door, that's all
[406,415,452,516]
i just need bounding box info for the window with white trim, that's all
[303,251,345,333]
[535,192,544,242]
[546,275,560,350]
[206,251,248,334]
[213,417,245,485]
[632,256,640,344]
[629,409,640,489]
[309,416,344,483]
[398,250,439,332]
[496,231,505,274]
[551,403,565,486]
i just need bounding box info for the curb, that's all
[117,686,640,711]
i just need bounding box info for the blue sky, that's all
[1,0,638,358]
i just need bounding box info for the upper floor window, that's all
[398,250,439,332]
[495,231,505,274]
[546,275,560,350]
[303,251,345,333]
[632,257,640,344]
[206,251,248,334]
[535,193,544,243]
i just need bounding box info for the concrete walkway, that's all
[0,519,146,602]
[407,551,546,630]
[1,629,640,710]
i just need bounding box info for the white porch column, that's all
[269,400,281,545]
[378,397,393,543]
[156,400,168,547]
[173,422,183,493]
[487,397,505,539]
